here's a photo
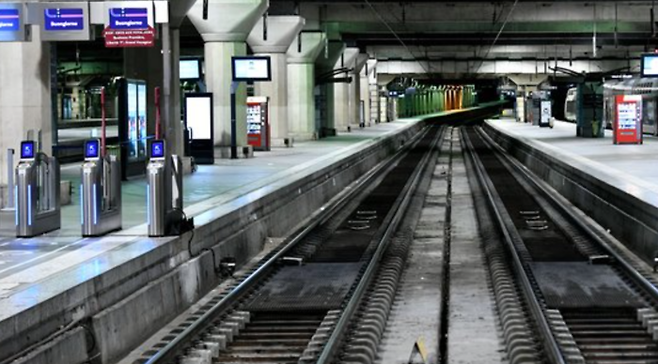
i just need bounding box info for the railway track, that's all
[133,125,447,364]
[465,124,658,364]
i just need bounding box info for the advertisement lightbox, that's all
[180,59,201,80]
[184,93,214,164]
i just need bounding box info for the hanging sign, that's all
[0,3,29,42]
[102,2,155,48]
[27,2,93,41]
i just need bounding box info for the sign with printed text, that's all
[109,7,148,29]
[44,8,84,31]
[104,6,154,47]
[0,9,20,31]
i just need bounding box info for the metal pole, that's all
[101,87,106,157]
[230,81,238,159]
[6,148,14,209]
[162,23,171,153]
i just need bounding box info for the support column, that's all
[333,47,358,132]
[286,32,325,141]
[247,16,305,147]
[188,0,267,156]
[0,30,51,191]
[368,60,379,124]
[351,54,368,128]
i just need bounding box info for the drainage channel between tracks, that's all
[135,125,446,364]
[465,125,658,364]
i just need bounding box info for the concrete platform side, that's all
[482,121,658,264]
[2,122,424,364]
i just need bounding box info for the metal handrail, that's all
[316,126,445,364]
[462,129,566,364]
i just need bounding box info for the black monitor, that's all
[150,140,165,159]
[84,139,100,159]
[20,141,35,159]
[232,56,271,82]
[641,53,658,77]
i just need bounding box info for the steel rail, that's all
[462,128,566,364]
[316,125,446,364]
[476,126,658,305]
[143,126,431,364]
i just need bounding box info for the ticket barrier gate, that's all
[146,140,193,237]
[81,139,122,236]
[16,141,61,237]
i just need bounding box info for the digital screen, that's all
[137,84,147,158]
[642,54,658,77]
[185,95,212,140]
[232,57,271,81]
[618,102,638,129]
[84,139,100,159]
[150,140,165,158]
[44,8,84,31]
[109,7,148,30]
[180,60,201,79]
[20,141,35,159]
[0,9,20,31]
[127,82,138,160]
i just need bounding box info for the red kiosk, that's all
[613,95,642,145]
[246,96,270,151]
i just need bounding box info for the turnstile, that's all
[16,141,61,237]
[146,140,192,237]
[81,139,122,236]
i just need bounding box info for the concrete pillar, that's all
[314,41,344,135]
[0,29,51,190]
[350,54,368,128]
[286,32,325,141]
[333,47,358,132]
[247,16,305,147]
[188,0,268,154]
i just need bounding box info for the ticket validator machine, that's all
[146,140,193,237]
[16,141,61,237]
[81,139,122,236]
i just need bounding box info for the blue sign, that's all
[85,140,100,159]
[0,9,20,32]
[44,8,84,31]
[109,8,148,30]
[20,141,34,159]
[150,141,164,158]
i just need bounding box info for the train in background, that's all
[563,78,658,135]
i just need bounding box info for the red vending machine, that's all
[246,96,270,151]
[613,95,642,145]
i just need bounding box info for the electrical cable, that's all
[362,0,431,76]
[475,0,520,73]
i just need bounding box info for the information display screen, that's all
[232,56,271,82]
[642,54,658,77]
[0,9,20,31]
[617,102,638,129]
[20,141,35,159]
[180,59,201,79]
[109,7,148,30]
[150,140,164,158]
[44,8,84,31]
[84,139,100,159]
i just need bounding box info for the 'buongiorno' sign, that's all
[0,9,20,31]
[44,8,84,31]
[109,7,148,30]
